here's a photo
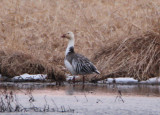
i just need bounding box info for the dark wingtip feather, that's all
[95,70,100,74]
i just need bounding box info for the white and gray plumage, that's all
[62,31,100,83]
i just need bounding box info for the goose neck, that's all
[65,38,75,56]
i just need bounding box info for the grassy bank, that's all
[0,0,159,81]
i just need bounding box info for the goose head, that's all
[61,31,74,40]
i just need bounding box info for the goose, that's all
[61,31,100,84]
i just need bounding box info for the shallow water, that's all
[0,82,160,96]
[0,82,160,115]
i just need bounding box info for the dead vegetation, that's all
[0,0,159,81]
[0,51,65,81]
[0,50,6,73]
[0,87,74,113]
[92,32,160,81]
[1,52,45,77]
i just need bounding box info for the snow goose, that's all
[62,31,100,84]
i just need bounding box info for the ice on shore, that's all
[66,74,160,84]
[66,74,79,81]
[105,78,138,84]
[0,73,159,84]
[12,73,47,80]
[98,77,160,84]
[11,74,160,84]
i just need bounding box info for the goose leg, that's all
[73,76,75,84]
[83,76,85,85]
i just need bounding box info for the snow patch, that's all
[1,73,160,84]
[66,74,79,81]
[12,73,47,80]
[98,77,160,84]
[114,78,138,83]
[140,77,160,84]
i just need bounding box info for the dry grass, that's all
[92,32,160,81]
[0,88,74,112]
[0,0,159,80]
[0,50,6,73]
[1,52,45,78]
[0,51,65,81]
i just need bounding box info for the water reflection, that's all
[0,82,160,96]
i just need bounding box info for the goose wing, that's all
[71,54,99,75]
